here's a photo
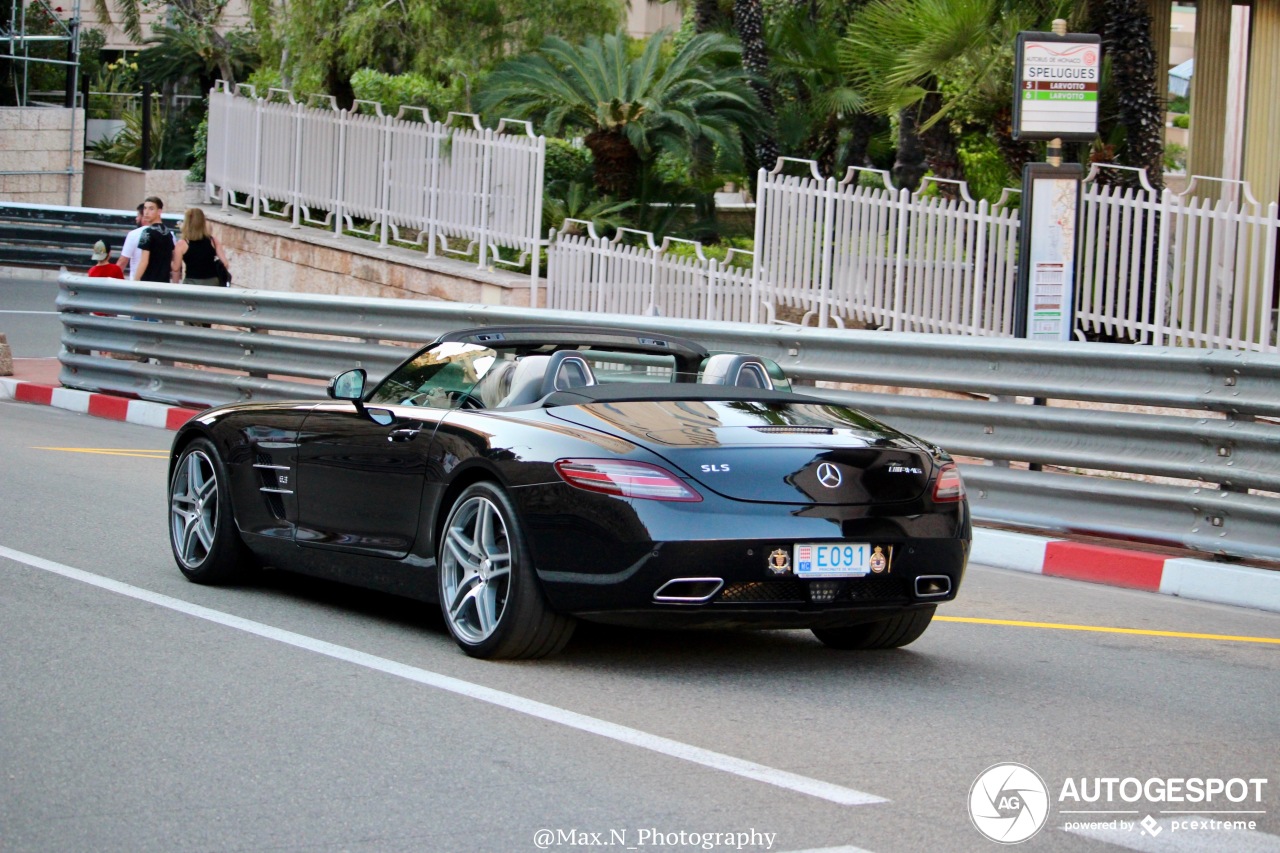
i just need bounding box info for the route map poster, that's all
[1013,32,1101,140]
[1015,163,1083,341]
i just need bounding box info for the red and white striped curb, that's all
[972,528,1280,614]
[0,378,201,431]
[5,377,1279,615]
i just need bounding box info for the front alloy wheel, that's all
[438,482,574,659]
[168,437,253,584]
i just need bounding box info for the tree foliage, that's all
[251,0,625,107]
[1087,0,1164,190]
[841,0,1070,189]
[765,4,866,177]
[477,29,761,198]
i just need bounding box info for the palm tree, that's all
[94,0,246,84]
[693,0,726,33]
[1088,0,1164,191]
[732,0,778,172]
[841,0,1069,190]
[477,29,761,199]
[766,7,866,177]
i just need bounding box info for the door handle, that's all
[388,428,421,442]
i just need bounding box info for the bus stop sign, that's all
[1013,31,1101,141]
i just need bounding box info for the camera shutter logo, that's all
[969,763,1050,844]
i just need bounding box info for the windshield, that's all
[367,341,790,410]
[368,343,504,408]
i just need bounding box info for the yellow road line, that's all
[937,615,1280,645]
[34,446,169,459]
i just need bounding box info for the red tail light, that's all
[932,462,965,502]
[555,459,702,502]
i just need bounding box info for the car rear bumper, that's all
[534,534,969,618]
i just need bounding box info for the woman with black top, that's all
[170,207,231,286]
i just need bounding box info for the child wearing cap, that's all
[87,241,124,279]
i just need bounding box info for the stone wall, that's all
[202,205,534,306]
[0,107,84,205]
[82,161,205,213]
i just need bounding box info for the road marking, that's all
[936,616,1280,645]
[0,543,887,808]
[33,446,169,458]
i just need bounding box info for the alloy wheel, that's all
[440,495,513,643]
[170,449,219,568]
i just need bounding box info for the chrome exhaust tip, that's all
[653,578,724,603]
[914,575,952,598]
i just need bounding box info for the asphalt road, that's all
[0,273,61,358]
[1,399,1278,853]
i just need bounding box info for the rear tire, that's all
[437,482,575,659]
[168,437,255,584]
[812,606,936,650]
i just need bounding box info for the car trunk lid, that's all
[548,399,933,505]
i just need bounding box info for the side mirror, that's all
[327,368,366,401]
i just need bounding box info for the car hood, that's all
[548,399,934,504]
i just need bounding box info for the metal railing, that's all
[55,274,1280,562]
[205,82,547,292]
[0,202,181,270]
[544,160,1280,352]
[547,223,758,321]
[1077,167,1279,351]
[753,161,1022,334]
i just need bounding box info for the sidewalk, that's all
[3,363,1278,616]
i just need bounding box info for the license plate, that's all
[794,542,870,578]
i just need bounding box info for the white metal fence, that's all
[546,224,758,321]
[544,159,1279,351]
[202,86,1278,352]
[205,82,546,285]
[1076,166,1278,351]
[752,159,1022,334]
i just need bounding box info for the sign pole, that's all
[1012,19,1099,341]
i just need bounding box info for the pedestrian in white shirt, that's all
[118,203,147,278]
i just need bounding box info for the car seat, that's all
[699,353,774,389]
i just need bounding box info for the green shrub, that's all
[87,106,166,167]
[956,133,1017,205]
[244,67,282,96]
[350,69,469,119]
[1173,114,1189,129]
[545,138,592,187]
[188,108,209,183]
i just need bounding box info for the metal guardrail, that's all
[55,274,1280,561]
[1,203,183,270]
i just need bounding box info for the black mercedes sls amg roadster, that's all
[168,326,970,658]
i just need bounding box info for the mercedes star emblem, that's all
[816,462,842,488]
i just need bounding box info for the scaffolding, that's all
[2,0,83,204]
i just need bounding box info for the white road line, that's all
[0,543,888,808]
[1064,817,1280,852]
